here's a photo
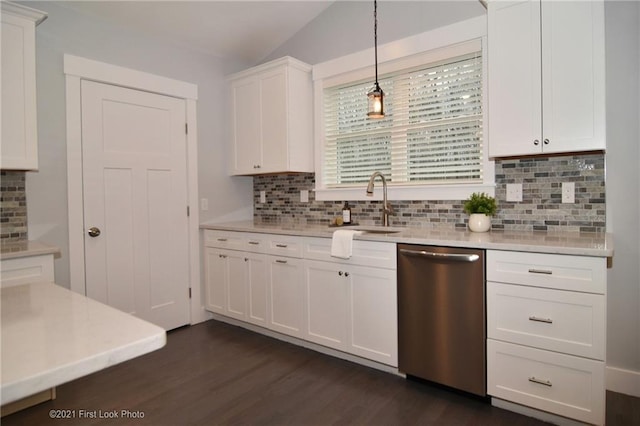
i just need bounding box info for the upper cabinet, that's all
[488,0,605,158]
[1,2,47,171]
[229,57,313,175]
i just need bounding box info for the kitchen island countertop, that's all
[200,220,613,257]
[1,282,166,406]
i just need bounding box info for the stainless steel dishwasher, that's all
[397,244,486,396]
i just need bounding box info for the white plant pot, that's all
[468,213,491,232]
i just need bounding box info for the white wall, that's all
[604,0,640,393]
[23,1,254,288]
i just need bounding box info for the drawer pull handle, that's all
[218,254,227,259]
[275,244,288,248]
[529,316,553,324]
[275,260,288,264]
[217,238,228,242]
[248,241,260,245]
[528,269,553,275]
[528,376,552,387]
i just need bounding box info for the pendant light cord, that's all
[374,0,379,86]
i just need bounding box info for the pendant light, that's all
[367,0,384,118]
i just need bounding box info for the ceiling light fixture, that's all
[367,0,384,119]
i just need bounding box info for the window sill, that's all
[314,184,495,202]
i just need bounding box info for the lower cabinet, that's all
[486,250,607,425]
[204,247,269,327]
[304,259,397,366]
[1,253,55,287]
[203,230,398,367]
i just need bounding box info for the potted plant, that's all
[463,192,497,232]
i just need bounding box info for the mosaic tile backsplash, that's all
[254,153,606,233]
[1,171,28,243]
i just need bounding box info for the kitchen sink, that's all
[351,225,405,233]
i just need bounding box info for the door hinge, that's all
[185,123,188,134]
[189,287,192,299]
[187,206,190,217]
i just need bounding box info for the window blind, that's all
[323,51,483,188]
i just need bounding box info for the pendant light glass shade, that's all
[367,83,384,118]
[367,0,384,119]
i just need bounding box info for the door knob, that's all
[87,227,101,237]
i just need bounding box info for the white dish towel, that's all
[330,229,363,259]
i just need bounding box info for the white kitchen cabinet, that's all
[303,238,398,367]
[229,56,313,175]
[304,260,349,350]
[486,250,606,425]
[203,230,398,367]
[268,255,304,338]
[204,232,268,326]
[204,247,246,320]
[348,264,397,365]
[1,254,54,288]
[488,0,605,157]
[1,2,46,170]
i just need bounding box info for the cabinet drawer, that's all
[266,235,303,258]
[487,282,605,360]
[1,255,55,287]
[204,230,265,253]
[487,250,606,294]
[487,340,605,425]
[303,237,396,269]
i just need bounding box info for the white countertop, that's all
[0,241,60,260]
[200,220,613,257]
[0,282,166,405]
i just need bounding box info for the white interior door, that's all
[81,80,190,330]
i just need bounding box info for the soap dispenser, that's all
[342,202,352,225]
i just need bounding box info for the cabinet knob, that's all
[543,138,550,145]
[338,271,343,276]
[87,227,101,237]
[344,272,350,277]
[533,139,540,146]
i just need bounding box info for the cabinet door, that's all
[488,0,542,157]
[348,265,398,366]
[231,76,261,174]
[1,13,38,170]
[246,253,268,327]
[204,248,227,314]
[268,256,304,337]
[225,251,248,321]
[303,260,348,351]
[260,68,288,173]
[541,0,605,154]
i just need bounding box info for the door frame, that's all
[64,54,207,325]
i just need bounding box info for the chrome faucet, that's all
[366,171,395,226]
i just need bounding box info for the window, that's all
[323,50,483,189]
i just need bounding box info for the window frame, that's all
[313,16,494,201]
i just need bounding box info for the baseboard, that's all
[606,365,640,398]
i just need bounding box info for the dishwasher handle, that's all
[399,248,480,263]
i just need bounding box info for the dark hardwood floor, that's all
[4,320,638,425]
